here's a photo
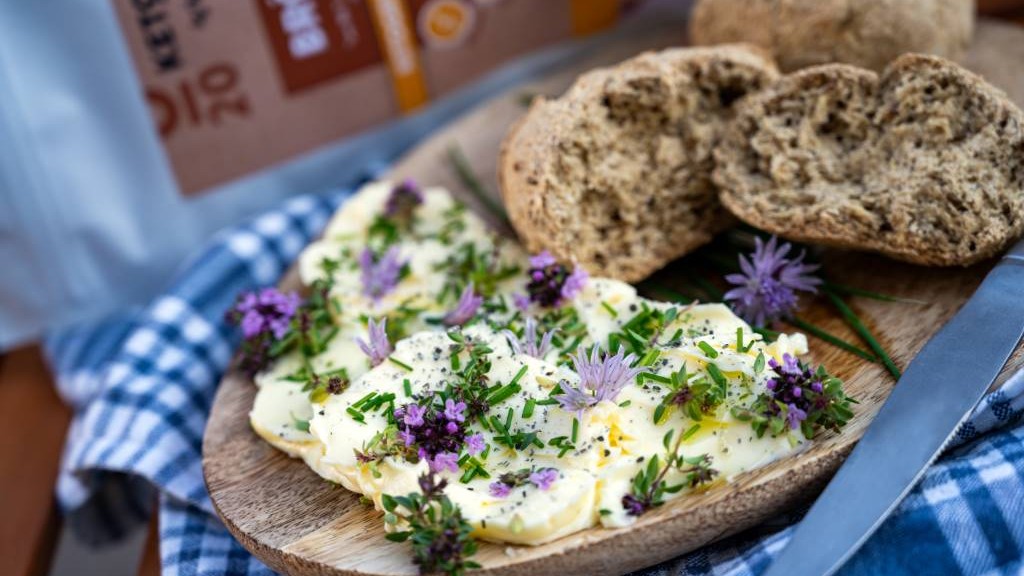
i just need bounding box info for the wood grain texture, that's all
[204,18,1024,576]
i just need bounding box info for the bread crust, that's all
[715,54,1024,266]
[500,45,779,281]
[691,0,975,72]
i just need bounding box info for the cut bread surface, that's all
[500,45,780,282]
[715,54,1024,266]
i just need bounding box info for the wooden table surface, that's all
[1,3,1022,576]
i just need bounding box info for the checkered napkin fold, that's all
[45,188,1024,576]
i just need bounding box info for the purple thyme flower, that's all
[399,427,416,446]
[561,267,589,302]
[443,284,484,327]
[786,403,808,430]
[572,347,642,403]
[444,398,467,422]
[502,316,554,359]
[401,403,427,427]
[230,288,301,339]
[724,236,821,326]
[529,251,557,268]
[489,481,512,498]
[359,246,404,301]
[356,317,393,367]
[512,292,531,312]
[427,451,460,474]
[383,179,423,219]
[525,251,588,307]
[465,433,486,455]
[529,468,558,491]
[622,493,648,517]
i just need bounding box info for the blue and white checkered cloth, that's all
[45,187,1024,575]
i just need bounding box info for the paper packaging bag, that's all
[0,0,664,349]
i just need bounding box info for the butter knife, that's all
[764,237,1024,576]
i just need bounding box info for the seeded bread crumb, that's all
[500,45,779,281]
[714,54,1024,266]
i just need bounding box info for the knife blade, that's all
[763,237,1024,576]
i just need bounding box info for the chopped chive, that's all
[640,372,672,384]
[450,353,461,371]
[571,418,579,443]
[599,509,612,516]
[459,467,477,484]
[536,398,559,406]
[388,357,413,372]
[619,399,632,407]
[824,290,901,379]
[509,365,528,388]
[487,382,522,405]
[293,417,310,433]
[346,407,366,422]
[600,301,619,318]
[402,378,412,397]
[697,341,719,358]
[753,326,780,341]
[785,317,877,363]
[447,145,510,223]
[522,398,536,419]
[351,392,377,410]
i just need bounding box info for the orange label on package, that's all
[111,0,630,196]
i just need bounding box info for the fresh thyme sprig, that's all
[382,473,480,576]
[732,354,855,439]
[622,427,718,517]
[651,365,724,425]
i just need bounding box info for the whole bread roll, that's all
[690,0,975,72]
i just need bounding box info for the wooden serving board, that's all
[203,18,1024,576]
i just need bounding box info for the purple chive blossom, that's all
[525,251,589,307]
[383,179,423,219]
[356,318,393,367]
[443,284,484,327]
[554,381,600,419]
[465,434,486,455]
[502,316,554,359]
[444,398,467,422]
[555,347,642,417]
[529,468,558,491]
[724,236,821,327]
[229,288,301,339]
[573,347,642,403]
[359,246,404,301]
[427,451,460,474]
[489,482,512,498]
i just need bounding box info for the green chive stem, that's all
[824,290,901,379]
